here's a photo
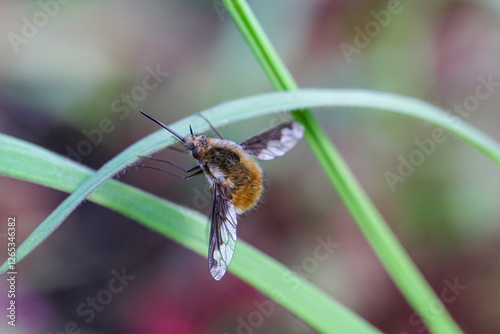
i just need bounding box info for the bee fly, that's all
[136,111,304,280]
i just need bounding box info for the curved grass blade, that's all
[2,89,500,332]
[0,133,379,334]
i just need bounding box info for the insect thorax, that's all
[200,139,263,213]
[201,140,248,182]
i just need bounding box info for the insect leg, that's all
[197,114,225,139]
[136,155,200,173]
[130,165,204,180]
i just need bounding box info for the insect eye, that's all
[192,146,202,159]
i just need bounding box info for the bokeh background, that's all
[1,0,500,333]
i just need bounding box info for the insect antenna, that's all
[198,114,225,139]
[140,110,186,143]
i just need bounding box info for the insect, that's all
[136,111,304,280]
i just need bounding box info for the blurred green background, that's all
[1,1,500,333]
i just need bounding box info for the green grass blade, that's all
[0,132,379,334]
[2,89,499,332]
[222,1,467,332]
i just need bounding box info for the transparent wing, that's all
[208,183,238,281]
[239,121,304,160]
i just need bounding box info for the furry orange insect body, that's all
[137,111,304,280]
[187,136,263,214]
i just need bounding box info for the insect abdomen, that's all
[230,159,262,214]
[203,140,263,214]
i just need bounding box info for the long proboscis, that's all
[139,110,186,142]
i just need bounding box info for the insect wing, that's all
[208,183,238,280]
[240,121,304,160]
